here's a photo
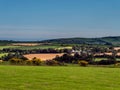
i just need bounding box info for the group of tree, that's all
[54,52,118,65]
[1,48,72,54]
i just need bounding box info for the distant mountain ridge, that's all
[0,36,120,46]
[41,36,120,45]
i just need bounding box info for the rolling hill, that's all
[41,36,120,46]
[1,36,120,46]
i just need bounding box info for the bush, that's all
[114,63,120,67]
[26,60,33,65]
[97,60,116,65]
[0,60,3,63]
[79,60,88,67]
[2,53,28,61]
[31,57,42,65]
[9,58,24,65]
[44,60,63,66]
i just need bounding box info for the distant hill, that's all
[0,40,14,45]
[41,36,120,46]
[1,36,120,46]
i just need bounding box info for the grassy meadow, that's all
[16,45,63,50]
[0,45,72,50]
[0,46,20,50]
[0,65,120,90]
[0,53,8,57]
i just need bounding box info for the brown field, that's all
[114,47,120,50]
[24,53,63,61]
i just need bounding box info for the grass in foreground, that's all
[0,66,120,90]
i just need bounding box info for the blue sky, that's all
[0,0,120,40]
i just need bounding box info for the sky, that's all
[0,0,120,40]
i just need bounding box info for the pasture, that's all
[0,66,120,90]
[0,53,8,57]
[0,46,20,50]
[0,44,72,50]
[16,45,60,50]
[17,45,72,50]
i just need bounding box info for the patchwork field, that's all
[24,53,63,60]
[0,66,120,90]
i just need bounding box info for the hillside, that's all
[1,36,120,46]
[41,36,120,46]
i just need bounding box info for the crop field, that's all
[11,43,40,46]
[24,53,63,60]
[0,66,120,90]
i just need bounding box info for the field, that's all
[16,45,61,50]
[0,65,120,90]
[11,43,40,46]
[0,46,20,50]
[0,45,72,50]
[0,53,8,58]
[95,58,120,61]
[24,53,63,60]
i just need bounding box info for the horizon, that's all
[0,0,120,40]
[0,36,120,41]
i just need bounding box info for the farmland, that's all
[0,53,8,57]
[16,45,72,50]
[0,44,72,50]
[0,42,120,90]
[24,53,63,60]
[0,65,120,90]
[0,46,20,50]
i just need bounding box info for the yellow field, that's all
[24,53,63,60]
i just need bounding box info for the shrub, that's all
[26,60,33,65]
[0,60,3,63]
[114,63,120,67]
[31,57,42,65]
[79,60,88,67]
[44,60,63,66]
[97,60,116,65]
[9,58,24,65]
[72,60,78,64]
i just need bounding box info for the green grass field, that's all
[0,46,20,50]
[16,45,62,50]
[14,45,72,50]
[0,66,120,90]
[0,53,8,57]
[94,58,108,61]
[0,45,59,50]
[0,45,72,50]
[95,58,120,61]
